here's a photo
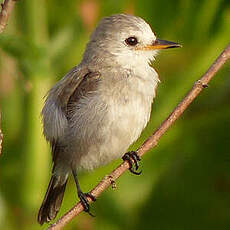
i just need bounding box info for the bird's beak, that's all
[139,39,181,50]
[152,39,181,49]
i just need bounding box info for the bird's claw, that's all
[122,151,142,175]
[78,192,96,217]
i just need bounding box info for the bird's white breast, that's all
[105,66,159,155]
[78,64,159,170]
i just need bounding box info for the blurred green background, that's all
[1,0,230,229]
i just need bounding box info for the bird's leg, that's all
[122,151,142,175]
[72,169,96,217]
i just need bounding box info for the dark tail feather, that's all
[37,175,68,225]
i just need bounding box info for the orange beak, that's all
[138,39,182,51]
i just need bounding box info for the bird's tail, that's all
[37,174,68,225]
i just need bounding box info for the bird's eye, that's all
[125,37,138,46]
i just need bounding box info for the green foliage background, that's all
[0,0,230,229]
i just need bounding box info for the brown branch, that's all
[0,0,16,33]
[0,109,2,156]
[0,0,17,155]
[48,43,230,230]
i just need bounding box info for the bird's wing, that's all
[42,65,101,162]
[66,71,101,119]
[42,66,88,142]
[48,66,90,113]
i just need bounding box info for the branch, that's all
[0,0,16,33]
[48,44,230,230]
[0,0,17,155]
[0,109,2,156]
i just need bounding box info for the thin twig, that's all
[48,43,230,230]
[0,0,17,155]
[0,0,16,33]
[0,109,2,156]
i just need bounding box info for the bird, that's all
[37,13,181,225]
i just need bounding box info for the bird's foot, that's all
[78,191,96,217]
[122,151,142,175]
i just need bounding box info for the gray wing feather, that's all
[41,65,89,142]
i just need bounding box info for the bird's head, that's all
[83,14,181,69]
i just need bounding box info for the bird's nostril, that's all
[154,39,159,45]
